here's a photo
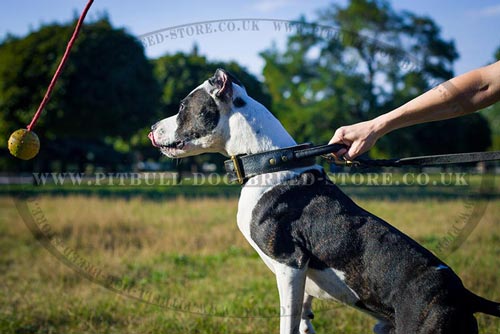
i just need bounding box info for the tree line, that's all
[1,0,498,173]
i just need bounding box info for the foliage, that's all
[482,48,500,150]
[0,18,160,170]
[261,0,492,156]
[153,48,271,119]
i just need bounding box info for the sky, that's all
[1,0,499,78]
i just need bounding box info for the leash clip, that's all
[321,153,360,167]
[342,160,361,167]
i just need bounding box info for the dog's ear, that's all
[211,68,239,101]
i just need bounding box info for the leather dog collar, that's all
[224,143,319,184]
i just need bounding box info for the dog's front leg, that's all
[275,263,307,334]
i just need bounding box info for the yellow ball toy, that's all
[8,129,40,160]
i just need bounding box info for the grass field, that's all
[1,192,500,333]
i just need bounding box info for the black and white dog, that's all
[148,69,500,334]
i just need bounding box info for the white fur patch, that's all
[305,268,360,305]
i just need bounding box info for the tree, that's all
[261,0,491,157]
[153,49,271,119]
[0,17,160,171]
[261,16,372,145]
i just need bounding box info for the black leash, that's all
[300,144,500,167]
[225,143,500,184]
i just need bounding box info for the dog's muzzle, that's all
[148,132,159,148]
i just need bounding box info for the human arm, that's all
[329,60,500,159]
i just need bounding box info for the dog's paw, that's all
[299,323,316,334]
[299,313,316,334]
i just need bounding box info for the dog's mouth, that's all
[148,132,187,157]
[161,140,184,150]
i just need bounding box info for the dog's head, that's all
[148,68,246,158]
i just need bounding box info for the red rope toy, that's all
[8,0,94,160]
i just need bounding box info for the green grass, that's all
[1,194,500,333]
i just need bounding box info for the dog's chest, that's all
[236,171,302,273]
[236,168,323,254]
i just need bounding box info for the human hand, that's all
[328,120,381,160]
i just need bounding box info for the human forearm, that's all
[373,60,500,137]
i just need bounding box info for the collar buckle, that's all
[230,155,245,184]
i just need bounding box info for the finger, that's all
[345,143,361,160]
[333,147,347,158]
